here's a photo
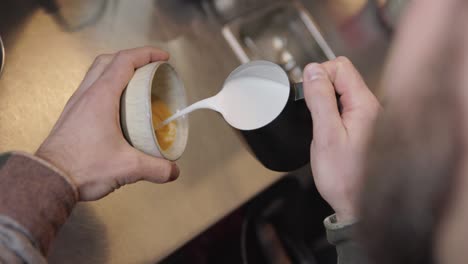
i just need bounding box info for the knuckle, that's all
[305,62,326,74]
[336,56,353,68]
[305,62,319,69]
[115,50,126,57]
[84,82,108,98]
[115,51,130,64]
[307,77,331,93]
[304,63,329,83]
[93,54,111,66]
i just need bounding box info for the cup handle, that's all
[292,82,304,101]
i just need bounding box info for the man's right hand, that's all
[303,57,381,222]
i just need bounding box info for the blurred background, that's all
[0,0,406,263]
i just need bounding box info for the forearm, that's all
[325,214,370,264]
[0,152,78,262]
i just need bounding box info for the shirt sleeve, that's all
[0,152,78,263]
[324,214,370,264]
[0,215,47,264]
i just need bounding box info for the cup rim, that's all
[121,61,188,161]
[147,62,188,161]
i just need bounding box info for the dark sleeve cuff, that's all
[324,214,371,264]
[0,152,78,254]
[324,214,358,245]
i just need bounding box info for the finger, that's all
[66,54,114,108]
[51,54,115,131]
[321,57,375,113]
[94,46,170,95]
[125,149,180,184]
[303,63,344,139]
[321,57,367,95]
[78,54,115,93]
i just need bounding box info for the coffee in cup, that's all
[151,95,177,151]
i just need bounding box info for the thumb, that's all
[303,63,344,140]
[126,149,180,184]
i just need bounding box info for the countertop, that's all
[0,0,389,263]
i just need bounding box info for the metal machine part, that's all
[221,1,335,83]
[39,0,108,32]
[217,1,337,171]
[292,82,304,101]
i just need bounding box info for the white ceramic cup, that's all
[120,62,188,161]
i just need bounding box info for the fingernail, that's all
[168,163,180,182]
[304,63,326,81]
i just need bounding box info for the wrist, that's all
[34,149,79,196]
[334,207,358,223]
